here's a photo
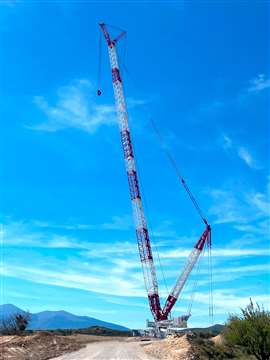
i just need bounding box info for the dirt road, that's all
[51,340,157,360]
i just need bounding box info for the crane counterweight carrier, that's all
[99,23,212,333]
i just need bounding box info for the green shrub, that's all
[223,299,270,360]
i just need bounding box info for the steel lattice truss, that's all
[99,23,211,322]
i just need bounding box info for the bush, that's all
[223,299,270,360]
[0,311,31,335]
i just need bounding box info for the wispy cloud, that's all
[1,264,145,297]
[249,192,270,216]
[2,215,269,306]
[208,181,269,233]
[248,74,270,93]
[221,134,233,150]
[161,247,268,259]
[238,146,258,169]
[208,188,250,225]
[220,134,260,169]
[26,79,116,133]
[1,216,134,250]
[28,215,132,232]
[26,79,147,134]
[101,215,133,231]
[191,290,269,311]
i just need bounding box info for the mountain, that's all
[0,304,129,331]
[0,304,25,318]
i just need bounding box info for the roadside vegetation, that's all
[193,299,270,360]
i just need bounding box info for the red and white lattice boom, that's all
[99,23,211,326]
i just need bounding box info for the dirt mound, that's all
[144,334,198,360]
[0,331,84,360]
[211,334,223,345]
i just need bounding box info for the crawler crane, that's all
[99,23,212,334]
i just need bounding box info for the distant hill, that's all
[187,324,225,335]
[0,304,25,318]
[0,304,129,331]
[54,325,131,337]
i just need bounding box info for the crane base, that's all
[146,314,190,337]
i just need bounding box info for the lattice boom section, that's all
[121,129,134,159]
[106,44,160,307]
[171,247,201,299]
[127,171,141,200]
[136,227,153,261]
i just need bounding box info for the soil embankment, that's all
[144,334,196,360]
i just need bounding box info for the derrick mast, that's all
[99,23,162,321]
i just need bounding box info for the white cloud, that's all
[221,134,233,150]
[248,73,270,92]
[2,216,269,302]
[191,290,269,311]
[208,184,269,231]
[27,79,147,134]
[27,79,116,133]
[208,189,249,224]
[33,215,133,232]
[101,215,133,230]
[238,146,258,169]
[248,192,270,216]
[220,134,260,170]
[1,217,136,252]
[234,219,270,236]
[161,247,268,259]
[1,264,146,297]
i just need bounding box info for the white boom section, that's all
[108,45,158,294]
[172,247,201,298]
[161,225,210,318]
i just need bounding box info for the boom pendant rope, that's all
[150,119,208,226]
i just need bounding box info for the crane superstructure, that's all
[99,23,211,331]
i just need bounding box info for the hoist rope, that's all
[97,30,102,92]
[208,231,214,323]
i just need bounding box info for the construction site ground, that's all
[0,332,199,360]
[0,332,133,360]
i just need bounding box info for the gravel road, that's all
[51,340,157,360]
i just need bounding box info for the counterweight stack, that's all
[99,23,212,330]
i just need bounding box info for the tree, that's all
[223,299,270,360]
[0,311,31,335]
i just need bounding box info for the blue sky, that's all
[0,1,269,329]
